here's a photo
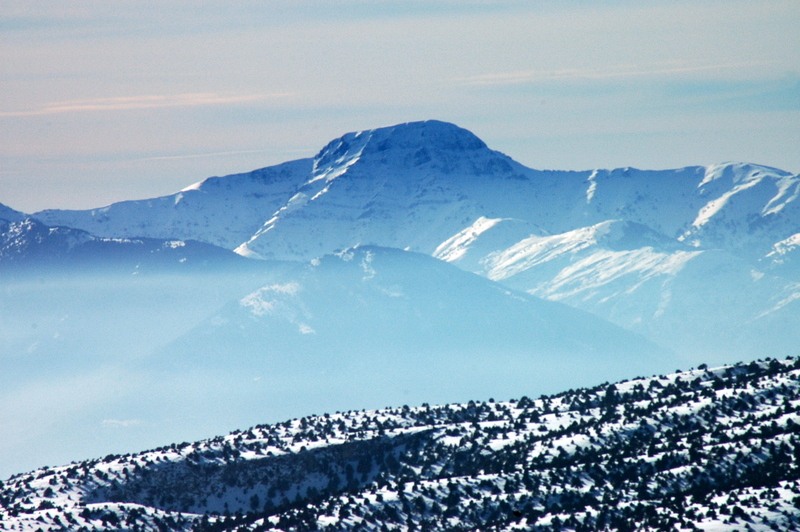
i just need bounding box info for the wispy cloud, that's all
[0,92,291,117]
[459,61,772,86]
[102,418,142,428]
[134,149,275,162]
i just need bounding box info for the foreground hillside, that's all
[3,357,800,532]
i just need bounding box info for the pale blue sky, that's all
[1,0,799,212]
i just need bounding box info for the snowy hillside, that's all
[4,356,800,532]
[457,219,800,361]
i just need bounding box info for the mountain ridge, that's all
[22,122,800,266]
[33,158,313,250]
[154,245,668,375]
[22,125,798,269]
[7,120,800,361]
[0,217,252,273]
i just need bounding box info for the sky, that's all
[1,0,799,213]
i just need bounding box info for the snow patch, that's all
[763,174,800,215]
[433,216,504,262]
[766,232,800,260]
[360,249,376,280]
[484,221,616,282]
[233,242,265,259]
[240,283,301,316]
[757,284,800,318]
[180,180,203,192]
[298,323,315,334]
[585,170,598,204]
[534,248,701,301]
[102,419,141,428]
[691,176,764,229]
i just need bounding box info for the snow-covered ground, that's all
[3,357,800,532]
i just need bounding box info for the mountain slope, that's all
[449,219,800,361]
[0,218,253,274]
[144,245,670,429]
[234,120,540,261]
[33,158,312,250]
[0,245,668,480]
[4,357,800,532]
[0,202,26,223]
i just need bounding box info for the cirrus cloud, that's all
[458,60,774,87]
[0,92,292,117]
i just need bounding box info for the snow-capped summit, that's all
[314,120,489,170]
[312,120,502,176]
[235,121,527,260]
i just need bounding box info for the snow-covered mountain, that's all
[34,123,800,266]
[153,246,669,404]
[23,120,800,362]
[33,159,313,250]
[0,218,251,273]
[0,202,26,224]
[456,219,800,361]
[4,356,800,532]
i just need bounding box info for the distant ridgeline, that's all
[3,357,800,532]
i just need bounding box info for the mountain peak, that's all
[312,120,493,176]
[315,120,486,161]
[362,120,487,152]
